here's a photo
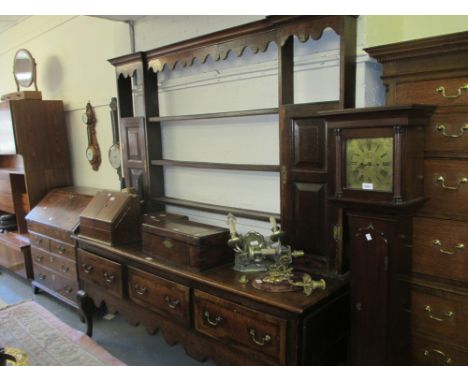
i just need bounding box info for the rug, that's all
[0,300,125,366]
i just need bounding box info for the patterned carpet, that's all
[0,301,125,366]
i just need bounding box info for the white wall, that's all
[0,16,130,190]
[134,16,383,235]
[0,15,385,236]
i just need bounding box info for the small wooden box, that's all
[142,219,231,271]
[79,190,141,246]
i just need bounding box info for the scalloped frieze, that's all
[148,16,345,73]
[116,62,143,79]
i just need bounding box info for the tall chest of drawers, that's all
[25,187,95,308]
[366,31,468,365]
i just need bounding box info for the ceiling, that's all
[0,15,27,34]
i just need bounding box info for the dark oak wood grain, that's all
[366,30,468,365]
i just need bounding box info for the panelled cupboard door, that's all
[120,117,147,200]
[279,103,340,272]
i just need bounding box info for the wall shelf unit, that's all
[109,15,357,274]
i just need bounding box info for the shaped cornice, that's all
[145,15,353,73]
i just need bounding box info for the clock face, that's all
[108,144,121,169]
[345,137,393,192]
[86,145,96,162]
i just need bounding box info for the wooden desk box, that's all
[79,191,140,246]
[142,219,231,271]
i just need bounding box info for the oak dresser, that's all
[366,31,468,365]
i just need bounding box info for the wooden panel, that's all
[406,286,468,349]
[292,119,325,169]
[127,266,190,326]
[347,213,394,365]
[0,234,28,278]
[421,159,468,218]
[34,262,79,305]
[0,170,14,213]
[411,334,468,366]
[77,249,123,298]
[426,110,468,156]
[31,246,77,280]
[0,102,16,154]
[193,290,287,364]
[394,77,468,106]
[120,117,147,200]
[50,240,76,261]
[412,217,468,283]
[290,182,326,255]
[29,232,50,252]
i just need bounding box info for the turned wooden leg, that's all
[77,290,94,337]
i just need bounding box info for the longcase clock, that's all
[321,105,435,365]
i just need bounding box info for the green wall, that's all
[364,15,468,47]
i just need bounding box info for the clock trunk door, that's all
[347,213,394,365]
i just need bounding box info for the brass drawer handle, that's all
[134,284,147,295]
[203,311,223,327]
[436,84,468,99]
[64,286,73,294]
[424,305,455,322]
[35,255,44,263]
[435,175,468,190]
[436,123,468,138]
[164,295,180,309]
[49,256,55,263]
[432,239,464,255]
[103,271,115,284]
[35,237,43,245]
[57,245,66,255]
[249,328,272,347]
[423,348,452,364]
[61,265,70,273]
[81,264,94,274]
[38,274,46,280]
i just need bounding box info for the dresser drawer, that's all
[426,111,468,155]
[421,159,468,218]
[29,232,50,252]
[31,246,77,280]
[394,78,468,107]
[128,267,190,326]
[411,334,468,366]
[77,249,123,298]
[193,290,287,364]
[34,262,78,304]
[413,217,468,283]
[406,286,468,348]
[50,240,75,261]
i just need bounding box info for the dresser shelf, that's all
[153,196,280,222]
[149,107,279,123]
[151,159,279,173]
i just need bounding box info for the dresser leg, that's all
[77,290,94,337]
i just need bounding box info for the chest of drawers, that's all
[366,31,468,365]
[25,187,95,308]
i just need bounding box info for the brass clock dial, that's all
[83,101,101,171]
[345,137,393,192]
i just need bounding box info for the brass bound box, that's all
[142,219,231,271]
[79,190,141,246]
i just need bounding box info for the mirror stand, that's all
[1,49,42,101]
